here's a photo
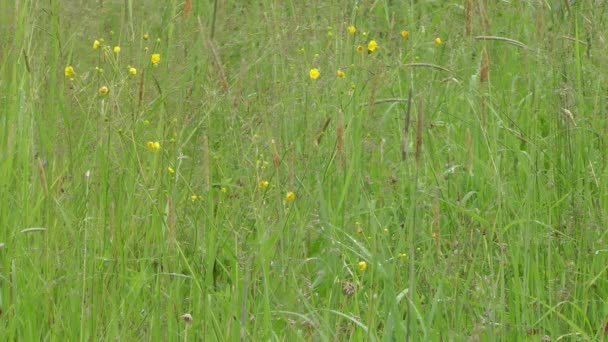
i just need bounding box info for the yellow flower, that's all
[221,187,227,193]
[128,67,137,75]
[259,180,269,189]
[146,141,161,151]
[64,66,75,78]
[398,253,407,258]
[113,46,121,54]
[191,194,200,201]
[99,86,109,96]
[309,68,320,80]
[356,45,364,53]
[336,69,345,78]
[151,53,161,65]
[167,166,175,174]
[285,191,295,202]
[93,40,101,49]
[347,25,356,34]
[358,261,367,271]
[435,37,442,45]
[367,40,378,52]
[143,33,149,40]
[400,31,409,39]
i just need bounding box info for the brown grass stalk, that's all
[401,89,413,162]
[415,96,423,164]
[337,109,344,171]
[465,0,473,36]
[479,47,490,83]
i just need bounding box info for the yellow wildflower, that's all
[191,194,200,201]
[398,253,407,258]
[356,45,364,53]
[128,67,137,75]
[146,141,161,151]
[358,261,367,271]
[113,46,121,54]
[93,40,101,49]
[143,33,149,40]
[151,53,161,65]
[259,180,270,189]
[347,25,356,34]
[435,37,442,45]
[167,166,175,174]
[309,68,320,80]
[400,31,409,39]
[336,69,345,78]
[367,40,378,52]
[64,66,75,78]
[99,86,109,96]
[285,191,296,202]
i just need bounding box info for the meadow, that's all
[1,0,608,340]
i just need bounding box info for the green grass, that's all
[2,0,608,340]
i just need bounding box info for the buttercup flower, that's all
[367,40,378,52]
[113,46,121,53]
[259,180,269,189]
[358,261,367,271]
[191,195,200,201]
[285,191,296,202]
[93,40,101,49]
[99,86,109,96]
[64,66,75,78]
[347,25,356,34]
[336,69,345,78]
[128,67,137,75]
[167,166,175,174]
[309,68,320,80]
[400,31,409,39]
[146,141,161,151]
[356,45,364,53]
[435,37,442,45]
[151,53,161,65]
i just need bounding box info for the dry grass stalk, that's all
[197,17,229,93]
[315,117,331,146]
[35,156,48,196]
[337,109,344,171]
[183,0,192,18]
[271,139,280,168]
[535,2,544,42]
[466,128,473,175]
[560,108,576,126]
[401,89,413,161]
[479,47,490,83]
[202,135,210,191]
[563,0,571,15]
[478,0,491,33]
[137,69,145,116]
[465,0,473,36]
[415,96,423,164]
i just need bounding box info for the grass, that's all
[1,0,608,340]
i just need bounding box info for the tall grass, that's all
[1,0,608,340]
